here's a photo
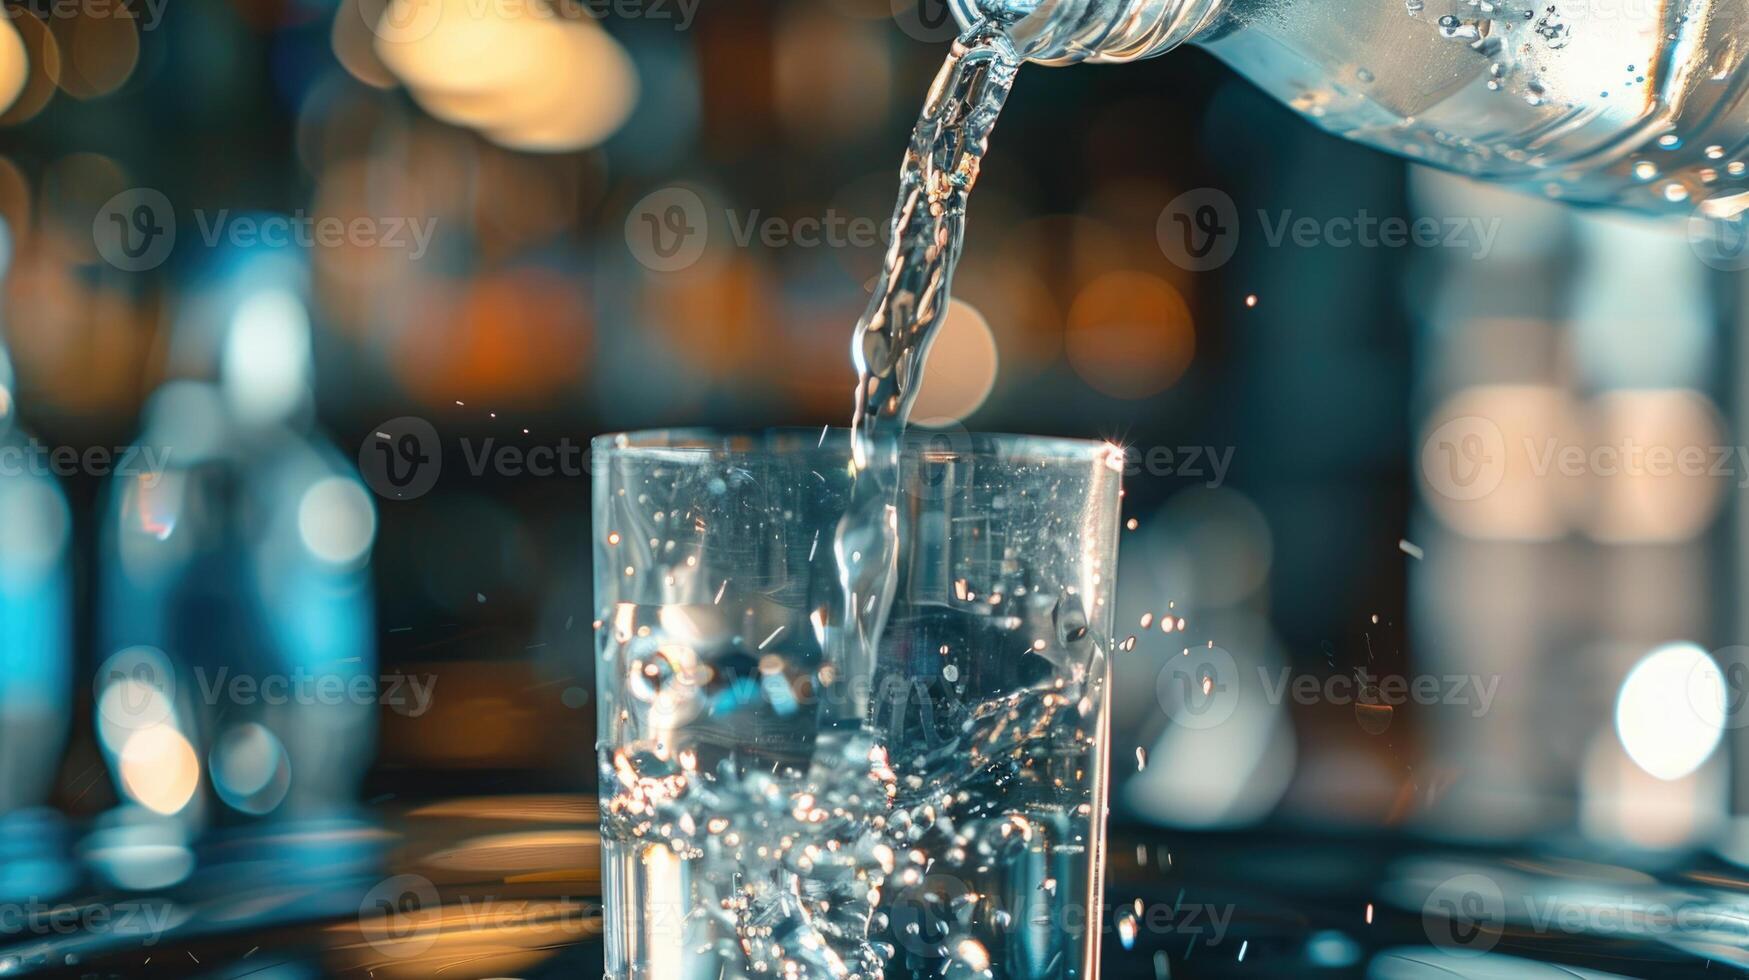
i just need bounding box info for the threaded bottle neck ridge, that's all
[949,0,1225,65]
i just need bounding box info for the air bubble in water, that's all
[1437,15,1482,40]
[627,648,681,702]
[1053,596,1090,647]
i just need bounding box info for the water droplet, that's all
[1355,696,1394,735]
[1633,160,1659,181]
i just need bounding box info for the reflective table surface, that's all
[2,796,1745,978]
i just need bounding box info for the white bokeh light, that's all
[223,289,312,425]
[297,476,378,566]
[1615,642,1724,781]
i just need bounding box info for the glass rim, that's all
[592,427,1124,464]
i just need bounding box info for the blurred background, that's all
[0,0,1746,975]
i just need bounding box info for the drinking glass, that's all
[593,428,1124,979]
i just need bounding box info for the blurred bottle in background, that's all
[954,0,1749,217]
[96,242,378,842]
[0,216,76,899]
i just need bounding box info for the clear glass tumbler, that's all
[593,428,1124,980]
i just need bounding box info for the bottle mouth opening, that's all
[948,0,1082,62]
[948,0,1220,65]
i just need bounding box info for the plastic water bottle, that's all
[0,336,76,900]
[98,249,378,829]
[951,0,1749,219]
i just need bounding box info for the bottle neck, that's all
[950,0,1226,65]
